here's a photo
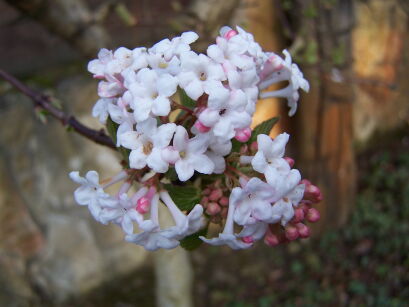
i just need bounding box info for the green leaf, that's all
[164,183,201,211]
[180,227,207,251]
[106,117,130,167]
[249,117,279,143]
[164,168,178,182]
[35,109,49,124]
[178,87,196,108]
[231,139,242,153]
[106,117,118,143]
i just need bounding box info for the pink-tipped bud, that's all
[206,202,221,215]
[250,141,258,152]
[242,236,254,244]
[224,29,238,40]
[295,223,310,238]
[209,188,223,201]
[264,233,280,247]
[194,120,211,133]
[292,208,305,223]
[136,197,151,214]
[219,196,229,207]
[201,196,209,205]
[300,203,310,215]
[203,188,211,195]
[234,127,252,142]
[284,157,295,168]
[306,208,320,223]
[285,225,299,241]
[304,184,322,203]
[239,144,249,155]
[300,179,311,186]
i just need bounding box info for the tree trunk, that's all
[294,0,356,230]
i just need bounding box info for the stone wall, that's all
[0,74,148,304]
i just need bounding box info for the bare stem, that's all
[0,69,116,149]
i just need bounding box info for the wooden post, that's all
[240,0,285,136]
[294,0,356,230]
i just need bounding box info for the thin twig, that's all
[0,69,116,149]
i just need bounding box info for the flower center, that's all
[143,142,153,155]
[199,72,207,81]
[159,61,168,69]
[219,109,226,116]
[179,151,186,159]
[151,92,158,99]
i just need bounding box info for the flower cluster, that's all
[70,26,321,251]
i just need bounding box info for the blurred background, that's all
[0,0,408,306]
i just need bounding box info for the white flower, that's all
[119,118,176,172]
[147,53,181,76]
[106,47,134,75]
[125,194,180,251]
[88,48,113,79]
[178,52,226,100]
[198,89,251,141]
[269,183,305,225]
[159,191,204,239]
[149,31,199,61]
[237,221,268,241]
[230,178,275,225]
[264,166,301,201]
[99,192,144,234]
[107,101,135,147]
[127,68,178,122]
[162,126,214,181]
[205,151,226,174]
[251,133,291,175]
[259,50,309,116]
[69,171,117,221]
[200,196,252,250]
[92,98,115,123]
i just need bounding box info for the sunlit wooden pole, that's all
[294,0,356,230]
[240,0,284,136]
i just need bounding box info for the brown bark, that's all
[294,0,356,230]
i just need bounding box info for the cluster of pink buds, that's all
[264,180,322,246]
[69,26,321,251]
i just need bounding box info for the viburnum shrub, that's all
[69,26,322,251]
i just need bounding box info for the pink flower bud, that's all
[285,225,299,241]
[224,29,238,40]
[202,188,211,195]
[264,233,280,247]
[284,157,295,168]
[194,120,211,133]
[219,196,229,207]
[292,208,305,223]
[206,202,221,215]
[239,144,249,155]
[250,141,258,152]
[306,208,320,223]
[300,179,311,186]
[300,203,310,215]
[295,223,310,238]
[234,127,252,142]
[200,196,209,205]
[242,236,254,244]
[136,197,150,214]
[304,184,322,203]
[209,188,223,201]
